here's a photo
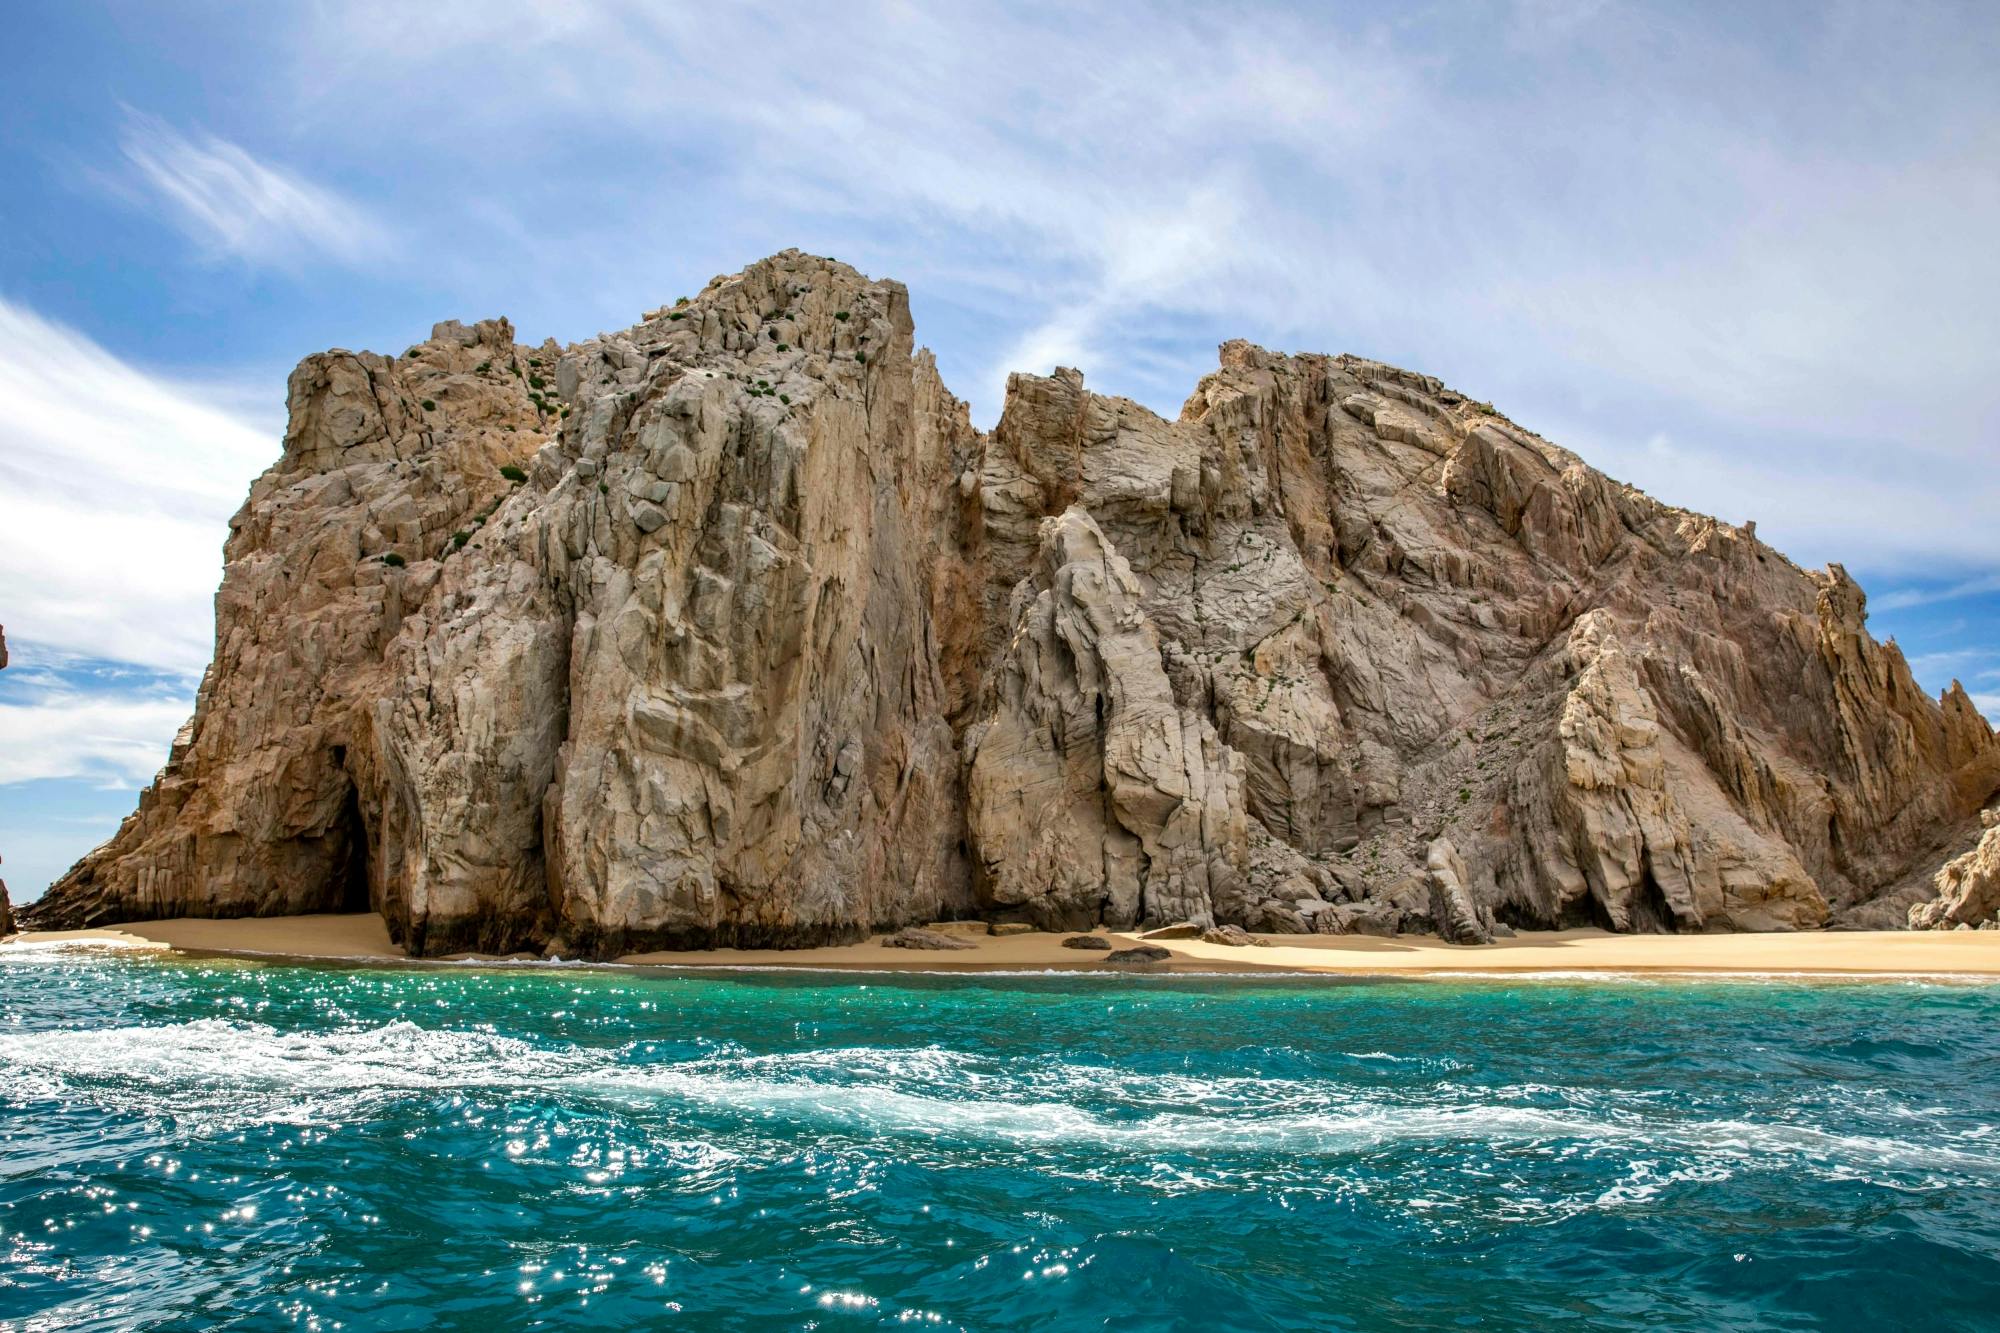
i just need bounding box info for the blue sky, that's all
[3,1,1998,900]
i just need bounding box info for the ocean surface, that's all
[2,947,1997,1331]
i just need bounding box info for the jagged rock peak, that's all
[26,251,2000,955]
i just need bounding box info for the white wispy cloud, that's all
[0,684,194,788]
[117,112,389,267]
[1905,648,1997,681]
[0,297,277,673]
[1873,572,2000,614]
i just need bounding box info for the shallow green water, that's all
[1,946,1997,1330]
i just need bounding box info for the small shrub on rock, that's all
[499,465,528,483]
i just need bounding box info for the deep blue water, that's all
[2,946,1998,1331]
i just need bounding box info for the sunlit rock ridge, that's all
[29,251,2000,954]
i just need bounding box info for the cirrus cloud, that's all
[116,111,390,268]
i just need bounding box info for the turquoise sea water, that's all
[2,947,1997,1331]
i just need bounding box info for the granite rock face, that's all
[1910,812,2000,930]
[29,252,2000,955]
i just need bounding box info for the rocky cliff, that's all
[28,252,2000,953]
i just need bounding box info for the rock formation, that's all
[1910,812,2000,930]
[27,251,2000,955]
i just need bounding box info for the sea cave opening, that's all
[328,749,372,915]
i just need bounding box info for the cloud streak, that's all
[0,296,277,673]
[0,683,193,788]
[118,112,390,267]
[1873,573,2000,614]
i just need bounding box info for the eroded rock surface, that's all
[28,252,2000,954]
[1911,812,2000,929]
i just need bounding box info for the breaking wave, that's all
[6,1017,1994,1197]
[5,952,1997,1330]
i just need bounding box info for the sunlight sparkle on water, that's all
[1,950,1996,1330]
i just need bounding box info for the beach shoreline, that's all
[7,912,2000,978]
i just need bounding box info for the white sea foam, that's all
[0,935,161,956]
[0,1019,597,1125]
[3,1019,1995,1196]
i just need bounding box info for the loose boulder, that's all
[1102,944,1173,966]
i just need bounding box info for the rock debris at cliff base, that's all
[27,251,2000,955]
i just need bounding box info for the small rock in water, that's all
[1200,924,1262,947]
[1139,922,1203,940]
[1062,934,1111,950]
[1101,944,1172,966]
[883,926,977,951]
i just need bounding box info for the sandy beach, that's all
[8,912,2000,976]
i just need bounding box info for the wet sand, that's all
[9,913,2000,976]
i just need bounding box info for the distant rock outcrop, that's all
[27,252,2000,955]
[881,926,978,951]
[1911,811,2000,930]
